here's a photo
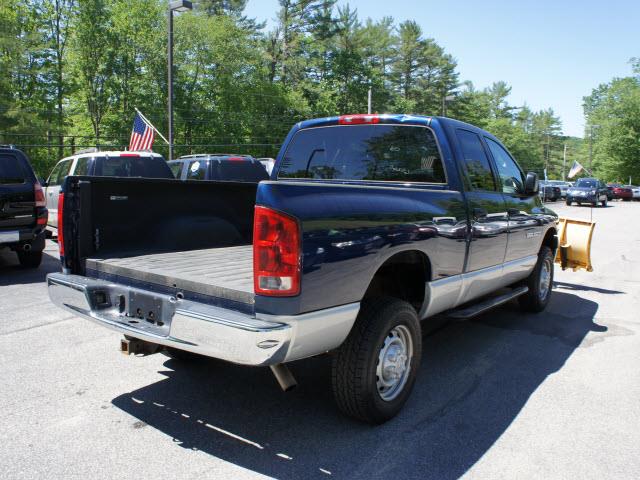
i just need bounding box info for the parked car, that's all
[44,149,173,235]
[609,184,633,201]
[48,114,560,424]
[0,145,47,267]
[565,178,609,207]
[623,185,640,201]
[538,181,561,202]
[547,180,572,198]
[169,154,270,182]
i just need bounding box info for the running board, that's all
[447,286,529,320]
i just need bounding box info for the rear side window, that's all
[278,125,446,183]
[93,156,172,178]
[47,159,73,186]
[211,160,269,182]
[186,160,209,180]
[0,153,27,184]
[456,129,496,191]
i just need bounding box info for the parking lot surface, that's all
[1,201,639,480]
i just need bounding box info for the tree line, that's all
[0,0,621,181]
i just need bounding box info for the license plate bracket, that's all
[126,291,164,326]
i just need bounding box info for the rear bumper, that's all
[0,228,45,250]
[47,273,359,366]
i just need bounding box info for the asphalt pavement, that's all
[1,201,639,480]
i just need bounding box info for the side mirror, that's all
[524,172,539,195]
[39,177,47,187]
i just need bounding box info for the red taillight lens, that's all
[338,114,380,125]
[34,182,46,207]
[57,193,64,256]
[253,206,300,296]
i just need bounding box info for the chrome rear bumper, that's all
[47,273,359,366]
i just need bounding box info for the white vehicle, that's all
[44,149,172,235]
[625,185,640,200]
[257,157,275,175]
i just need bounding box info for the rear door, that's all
[1,151,36,236]
[45,158,73,228]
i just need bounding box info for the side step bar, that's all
[447,286,529,320]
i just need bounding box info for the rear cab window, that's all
[93,155,172,178]
[186,160,209,180]
[0,153,27,184]
[211,159,269,182]
[277,124,446,183]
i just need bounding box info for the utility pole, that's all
[367,86,372,114]
[588,124,600,171]
[562,143,567,181]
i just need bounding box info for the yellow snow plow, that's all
[555,217,595,272]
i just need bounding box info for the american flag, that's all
[129,112,155,151]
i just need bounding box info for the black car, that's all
[566,178,609,207]
[539,182,561,202]
[168,154,270,182]
[0,146,48,267]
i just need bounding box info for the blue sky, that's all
[243,0,639,138]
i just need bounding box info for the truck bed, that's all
[85,245,254,305]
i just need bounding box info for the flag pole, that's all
[134,108,169,145]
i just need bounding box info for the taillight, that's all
[338,114,380,125]
[253,206,300,296]
[34,182,46,207]
[228,156,244,161]
[57,193,64,256]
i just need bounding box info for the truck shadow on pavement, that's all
[112,291,605,480]
[0,247,60,286]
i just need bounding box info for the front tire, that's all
[332,297,421,424]
[601,198,607,207]
[566,199,572,206]
[17,250,42,268]
[519,246,554,313]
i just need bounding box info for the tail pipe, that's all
[22,243,31,252]
[270,364,297,392]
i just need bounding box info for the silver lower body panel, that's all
[47,273,359,366]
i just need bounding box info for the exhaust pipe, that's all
[22,243,31,252]
[270,364,297,392]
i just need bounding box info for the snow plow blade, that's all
[555,217,595,272]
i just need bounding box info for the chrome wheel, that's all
[539,257,552,300]
[376,325,413,402]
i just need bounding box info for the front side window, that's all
[455,129,495,191]
[485,137,524,194]
[48,159,72,186]
[278,124,446,183]
[168,162,183,179]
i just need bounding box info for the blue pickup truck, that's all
[47,114,558,424]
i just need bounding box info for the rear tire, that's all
[601,198,607,207]
[519,246,554,313]
[17,250,42,268]
[332,297,421,424]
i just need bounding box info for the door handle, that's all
[507,208,521,217]
[473,207,487,219]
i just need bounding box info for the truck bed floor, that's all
[85,245,254,305]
